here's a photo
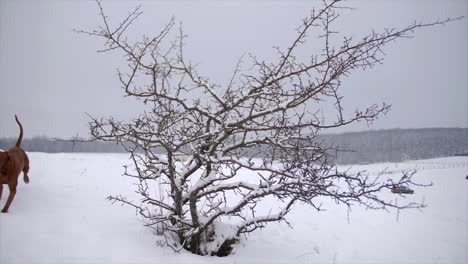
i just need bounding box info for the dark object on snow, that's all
[465,175,468,180]
[212,238,239,257]
[391,185,414,194]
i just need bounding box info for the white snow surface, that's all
[1,153,467,264]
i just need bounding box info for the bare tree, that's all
[78,0,458,256]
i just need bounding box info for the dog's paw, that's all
[1,209,7,213]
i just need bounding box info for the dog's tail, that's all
[15,115,24,148]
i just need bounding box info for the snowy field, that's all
[1,153,467,264]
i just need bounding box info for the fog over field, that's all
[1,127,467,164]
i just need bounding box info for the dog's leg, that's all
[23,162,30,184]
[22,151,30,184]
[0,173,7,184]
[0,183,3,201]
[1,183,17,213]
[23,174,30,184]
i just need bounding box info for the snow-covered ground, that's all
[1,153,467,264]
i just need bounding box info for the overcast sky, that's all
[0,0,467,138]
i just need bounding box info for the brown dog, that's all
[0,115,30,213]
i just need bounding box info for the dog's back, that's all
[2,115,29,182]
[0,115,30,213]
[3,147,29,183]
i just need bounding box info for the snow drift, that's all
[1,153,466,263]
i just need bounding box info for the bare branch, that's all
[82,0,460,256]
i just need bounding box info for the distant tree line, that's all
[0,136,125,153]
[320,128,468,164]
[1,128,466,164]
